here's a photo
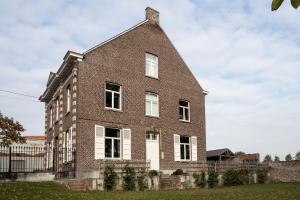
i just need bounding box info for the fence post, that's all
[8,147,12,174]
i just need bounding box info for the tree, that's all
[263,154,272,162]
[0,112,26,147]
[285,154,292,161]
[296,151,300,160]
[272,0,300,11]
[274,155,280,162]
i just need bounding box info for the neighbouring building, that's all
[232,153,260,165]
[206,148,234,162]
[39,7,207,178]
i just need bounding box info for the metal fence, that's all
[0,145,76,179]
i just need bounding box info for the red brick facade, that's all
[40,7,207,177]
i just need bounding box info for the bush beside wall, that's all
[207,171,219,188]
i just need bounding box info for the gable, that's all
[83,21,204,93]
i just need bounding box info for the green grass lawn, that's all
[0,182,300,200]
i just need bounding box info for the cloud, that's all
[0,0,299,160]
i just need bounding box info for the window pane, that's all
[180,144,185,160]
[186,145,190,160]
[152,102,158,116]
[114,139,120,158]
[146,100,151,115]
[146,133,151,140]
[179,107,184,120]
[180,136,189,144]
[145,53,158,78]
[184,108,189,120]
[114,93,120,109]
[179,100,188,107]
[106,83,120,92]
[105,139,112,158]
[106,91,112,108]
[105,128,120,138]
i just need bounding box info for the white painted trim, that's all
[84,20,149,55]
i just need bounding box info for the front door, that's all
[146,133,160,170]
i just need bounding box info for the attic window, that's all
[105,83,121,110]
[145,53,158,78]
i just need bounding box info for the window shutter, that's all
[174,134,180,161]
[50,140,53,168]
[45,143,49,168]
[191,136,197,161]
[67,128,73,162]
[95,125,105,159]
[62,132,66,163]
[122,128,131,160]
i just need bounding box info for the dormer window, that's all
[145,53,158,78]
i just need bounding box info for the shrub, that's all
[239,169,250,185]
[122,164,136,191]
[172,169,184,175]
[137,169,148,191]
[148,170,158,189]
[223,169,250,186]
[104,165,117,191]
[207,171,219,188]
[193,171,206,188]
[257,169,268,184]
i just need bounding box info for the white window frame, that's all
[67,86,71,113]
[105,83,122,111]
[66,127,73,162]
[180,136,191,161]
[56,98,59,122]
[145,92,159,117]
[145,53,158,78]
[49,107,53,128]
[104,128,121,159]
[179,100,190,122]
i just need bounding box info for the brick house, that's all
[40,7,207,178]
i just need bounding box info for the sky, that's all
[0,0,299,160]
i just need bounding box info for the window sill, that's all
[145,75,159,80]
[103,157,122,160]
[177,160,192,162]
[145,115,159,119]
[179,119,191,123]
[105,107,123,112]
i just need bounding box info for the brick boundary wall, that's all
[268,160,300,182]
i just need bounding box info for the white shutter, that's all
[67,128,73,162]
[45,143,49,168]
[62,132,66,163]
[191,136,197,161]
[174,134,180,161]
[95,125,105,159]
[50,140,53,168]
[122,128,131,160]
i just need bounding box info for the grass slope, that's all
[0,182,300,200]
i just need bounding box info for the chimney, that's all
[145,7,160,24]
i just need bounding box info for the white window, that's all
[67,86,71,113]
[145,53,158,78]
[105,83,121,110]
[105,128,121,159]
[145,92,159,117]
[179,100,190,122]
[66,127,73,162]
[180,136,190,161]
[49,107,53,128]
[56,98,59,121]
